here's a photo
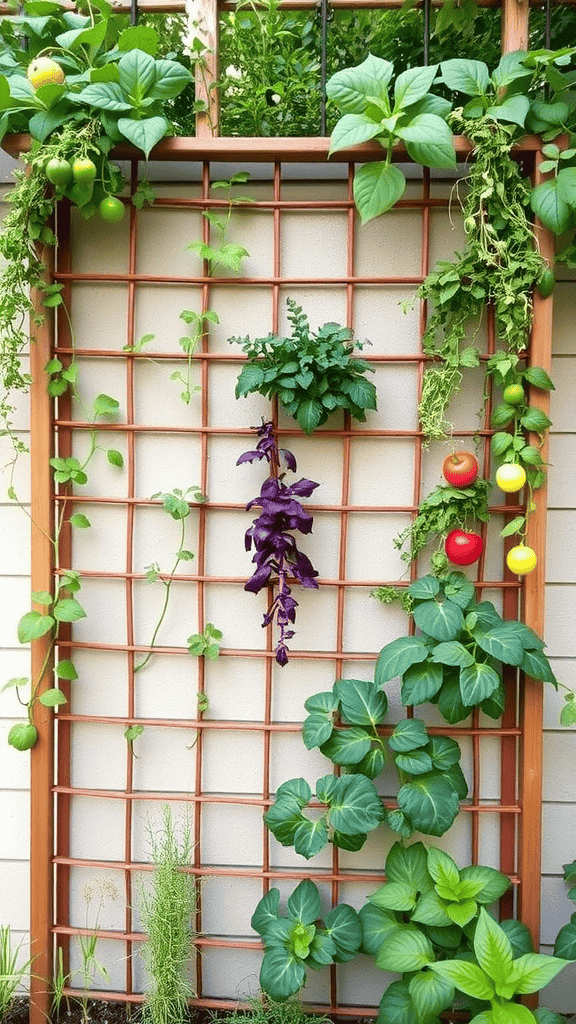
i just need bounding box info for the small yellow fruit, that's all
[27,56,66,90]
[507,544,537,576]
[502,383,525,406]
[495,463,527,493]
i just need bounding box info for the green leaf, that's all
[296,397,323,434]
[358,903,397,956]
[459,865,510,904]
[474,624,525,666]
[408,575,440,600]
[375,636,430,683]
[511,952,571,994]
[427,846,460,889]
[413,598,464,642]
[376,926,434,972]
[56,660,78,681]
[17,611,54,643]
[530,177,574,235]
[460,662,500,705]
[94,394,120,417]
[388,718,429,752]
[409,969,455,1019]
[107,449,124,468]
[316,773,385,834]
[53,598,86,623]
[474,907,513,979]
[500,517,526,539]
[368,881,417,912]
[149,59,192,99]
[492,1004,537,1024]
[325,903,363,960]
[486,95,530,127]
[520,407,552,432]
[264,796,306,847]
[492,432,514,457]
[411,889,452,927]
[326,53,394,114]
[235,363,265,396]
[69,513,91,529]
[303,713,334,750]
[335,677,388,726]
[394,63,438,110]
[397,775,460,837]
[29,106,69,143]
[428,960,495,1001]
[428,736,462,771]
[71,82,132,111]
[321,726,372,765]
[118,47,156,99]
[401,660,443,706]
[329,113,385,154]
[440,58,490,95]
[377,979,418,1024]
[523,366,555,391]
[396,114,456,169]
[431,641,475,668]
[437,671,472,724]
[395,749,434,775]
[345,376,378,410]
[553,920,576,960]
[1,677,28,693]
[118,116,168,159]
[259,947,306,1001]
[286,879,321,924]
[251,888,280,936]
[38,687,67,707]
[118,24,159,54]
[534,1010,566,1024]
[500,919,533,958]
[353,162,406,223]
[386,841,433,893]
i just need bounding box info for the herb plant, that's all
[187,623,223,661]
[251,879,362,1002]
[0,925,33,1020]
[138,806,197,1024]
[232,299,377,434]
[77,876,119,1024]
[238,421,319,666]
[375,572,572,725]
[393,477,490,573]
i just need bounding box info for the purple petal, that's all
[275,644,289,667]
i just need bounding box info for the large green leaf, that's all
[118,47,156,100]
[460,866,510,905]
[473,624,525,666]
[149,58,192,99]
[401,660,444,705]
[397,775,460,837]
[293,818,329,859]
[317,773,385,834]
[307,929,337,966]
[29,105,69,142]
[486,95,530,127]
[460,662,500,705]
[259,947,306,1001]
[53,598,86,622]
[394,63,438,110]
[428,960,495,1001]
[431,641,475,668]
[521,649,556,683]
[353,162,406,223]
[325,903,363,960]
[409,969,455,1019]
[473,909,513,985]
[530,177,574,235]
[359,903,397,956]
[17,611,54,643]
[335,677,388,725]
[510,952,571,994]
[411,889,453,927]
[440,58,490,96]
[377,980,418,1024]
[264,796,306,847]
[396,114,456,169]
[376,926,434,972]
[326,53,394,114]
[436,672,472,724]
[286,879,321,924]
[321,726,372,765]
[352,745,386,779]
[251,888,280,936]
[427,846,460,889]
[303,713,334,750]
[553,920,576,960]
[388,718,429,752]
[533,1010,566,1024]
[368,881,417,912]
[118,116,167,159]
[275,778,312,806]
[71,82,132,111]
[501,919,533,958]
[344,376,378,410]
[376,636,430,684]
[386,841,433,893]
[296,397,323,434]
[492,1005,537,1024]
[408,575,440,600]
[395,749,434,775]
[329,113,385,154]
[428,736,462,771]
[413,598,464,642]
[304,690,339,715]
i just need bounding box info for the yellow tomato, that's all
[506,544,537,575]
[502,383,525,406]
[27,57,65,89]
[495,463,527,493]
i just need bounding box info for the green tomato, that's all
[537,268,555,298]
[8,722,38,751]
[99,196,125,223]
[45,158,73,187]
[72,157,97,185]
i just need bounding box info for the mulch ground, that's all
[3,999,200,1024]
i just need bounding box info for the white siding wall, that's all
[0,158,575,1011]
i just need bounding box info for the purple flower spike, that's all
[238,421,320,666]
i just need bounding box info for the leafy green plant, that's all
[207,996,332,1024]
[327,54,456,223]
[0,925,33,1020]
[173,310,217,405]
[232,298,377,434]
[251,879,362,1001]
[429,907,569,1024]
[187,172,252,274]
[135,486,206,673]
[553,858,576,961]
[138,806,197,1024]
[187,623,222,660]
[393,477,490,573]
[375,572,571,725]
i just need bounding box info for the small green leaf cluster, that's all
[232,298,377,434]
[376,572,558,724]
[488,354,554,495]
[394,478,490,566]
[251,879,362,1002]
[429,907,569,1024]
[526,48,576,241]
[187,172,253,274]
[187,622,222,660]
[302,678,466,838]
[553,859,576,960]
[0,925,34,1018]
[365,842,513,1023]
[327,55,455,223]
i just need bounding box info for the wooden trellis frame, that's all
[1,0,558,1019]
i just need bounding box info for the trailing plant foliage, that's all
[238,421,319,665]
[488,353,554,497]
[232,299,377,434]
[375,572,565,725]
[251,879,362,1001]
[553,858,576,961]
[393,477,490,572]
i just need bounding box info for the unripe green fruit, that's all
[27,56,65,89]
[45,157,72,187]
[8,722,38,751]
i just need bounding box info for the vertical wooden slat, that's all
[189,0,220,137]
[501,0,529,52]
[29,240,55,1024]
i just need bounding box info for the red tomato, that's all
[442,451,479,488]
[445,529,483,566]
